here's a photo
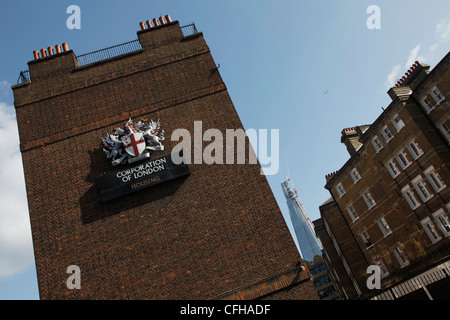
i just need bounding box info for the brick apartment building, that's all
[11,16,318,300]
[315,52,450,300]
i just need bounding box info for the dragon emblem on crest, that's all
[102,118,164,166]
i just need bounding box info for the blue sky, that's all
[0,0,449,300]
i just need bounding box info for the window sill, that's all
[384,137,394,144]
[351,216,360,223]
[400,162,412,170]
[421,195,434,203]
[383,231,392,238]
[426,106,436,114]
[412,152,424,160]
[435,97,445,105]
[400,261,410,268]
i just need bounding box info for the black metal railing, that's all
[76,39,142,66]
[16,23,200,84]
[17,70,30,84]
[180,23,198,37]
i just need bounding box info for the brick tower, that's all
[12,16,317,300]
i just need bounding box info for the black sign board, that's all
[97,153,190,202]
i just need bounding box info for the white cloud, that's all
[405,44,421,68]
[429,16,450,54]
[0,102,34,279]
[385,64,401,88]
[436,17,450,42]
[0,81,10,97]
[385,43,426,88]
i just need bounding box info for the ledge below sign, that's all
[97,154,190,202]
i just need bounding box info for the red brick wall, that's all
[13,20,308,300]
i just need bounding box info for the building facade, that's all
[12,16,318,300]
[281,178,340,299]
[317,52,450,300]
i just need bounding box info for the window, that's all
[431,86,445,104]
[396,149,412,169]
[371,135,383,152]
[432,209,450,237]
[421,217,441,243]
[438,117,450,143]
[391,114,405,132]
[406,139,423,160]
[363,191,376,209]
[381,125,394,143]
[376,217,392,237]
[351,168,361,183]
[309,264,326,276]
[346,205,359,222]
[360,230,373,248]
[386,158,400,178]
[313,274,331,287]
[374,258,389,278]
[392,244,409,268]
[401,185,420,210]
[336,183,346,197]
[421,95,435,113]
[412,175,433,202]
[424,166,446,193]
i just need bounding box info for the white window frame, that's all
[437,116,450,143]
[374,258,389,278]
[432,208,450,237]
[385,158,400,178]
[401,184,420,210]
[376,217,392,237]
[430,86,445,104]
[381,125,394,143]
[392,244,409,268]
[362,190,376,209]
[406,139,423,160]
[421,217,442,243]
[424,166,446,193]
[371,135,383,153]
[350,168,361,183]
[335,182,346,198]
[412,175,433,202]
[346,204,359,222]
[391,114,405,132]
[360,230,373,248]
[420,95,435,113]
[396,149,412,169]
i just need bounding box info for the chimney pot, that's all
[33,50,40,60]
[62,43,69,52]
[159,16,166,25]
[165,15,172,23]
[48,46,54,56]
[146,20,153,29]
[40,48,47,58]
[139,22,146,30]
[152,18,160,26]
[55,44,62,54]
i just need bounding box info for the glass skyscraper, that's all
[281,177,322,263]
[281,177,340,299]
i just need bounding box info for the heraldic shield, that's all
[102,118,165,166]
[122,132,146,157]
